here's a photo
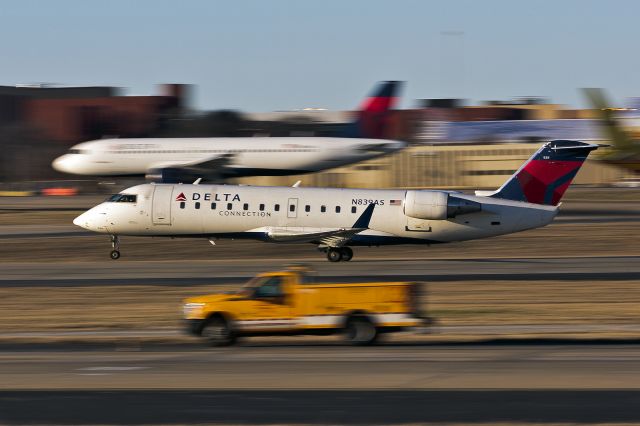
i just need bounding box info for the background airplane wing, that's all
[146,153,235,182]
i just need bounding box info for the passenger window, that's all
[275,204,280,211]
[351,206,356,213]
[321,205,326,213]
[243,203,249,211]
[259,204,265,211]
[305,205,310,213]
[211,202,216,210]
[180,202,185,209]
[289,204,295,212]
[227,203,232,210]
[335,206,341,213]
[195,202,200,209]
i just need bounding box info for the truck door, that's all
[287,198,298,219]
[152,185,173,225]
[244,275,294,330]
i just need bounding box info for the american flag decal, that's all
[390,199,402,206]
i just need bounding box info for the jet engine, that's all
[403,190,481,220]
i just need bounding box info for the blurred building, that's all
[0,83,189,182]
[235,143,623,190]
[0,83,189,144]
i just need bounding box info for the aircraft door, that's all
[152,185,173,225]
[287,198,298,219]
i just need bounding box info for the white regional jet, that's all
[74,140,598,261]
[52,82,405,182]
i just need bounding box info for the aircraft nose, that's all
[73,207,109,233]
[73,211,88,228]
[52,155,71,173]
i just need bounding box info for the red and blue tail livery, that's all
[489,140,599,206]
[344,81,402,139]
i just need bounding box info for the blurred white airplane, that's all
[74,140,598,261]
[52,82,405,182]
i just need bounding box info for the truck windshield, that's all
[106,194,137,203]
[240,276,284,298]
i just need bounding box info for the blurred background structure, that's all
[0,82,633,193]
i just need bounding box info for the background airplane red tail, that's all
[343,81,402,139]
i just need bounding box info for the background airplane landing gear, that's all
[110,235,120,260]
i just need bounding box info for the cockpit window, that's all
[107,194,137,203]
[68,149,87,154]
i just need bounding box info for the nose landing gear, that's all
[326,247,353,262]
[110,235,120,260]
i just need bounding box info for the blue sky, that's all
[2,0,640,111]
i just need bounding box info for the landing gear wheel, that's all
[109,235,121,260]
[327,249,342,262]
[345,316,378,345]
[201,317,236,347]
[340,247,353,262]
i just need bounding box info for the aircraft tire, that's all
[327,249,342,262]
[344,315,378,346]
[110,250,120,260]
[201,316,236,347]
[340,247,353,261]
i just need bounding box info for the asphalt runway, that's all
[1,255,639,287]
[2,344,640,424]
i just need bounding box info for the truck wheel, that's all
[201,317,236,347]
[345,316,377,345]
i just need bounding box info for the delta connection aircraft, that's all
[74,140,598,261]
[52,81,405,183]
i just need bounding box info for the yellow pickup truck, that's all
[183,268,430,346]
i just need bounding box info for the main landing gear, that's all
[110,235,120,260]
[326,247,353,262]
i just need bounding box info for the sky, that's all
[2,0,640,112]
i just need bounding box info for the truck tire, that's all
[201,316,236,347]
[344,316,378,345]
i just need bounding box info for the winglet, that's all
[352,203,376,229]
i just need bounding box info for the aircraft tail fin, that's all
[484,140,598,206]
[343,81,402,139]
[582,88,633,150]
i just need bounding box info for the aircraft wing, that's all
[257,203,376,247]
[263,227,366,246]
[146,153,235,182]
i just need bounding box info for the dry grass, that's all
[1,280,639,337]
